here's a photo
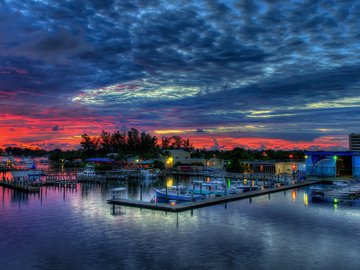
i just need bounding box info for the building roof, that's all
[86,157,115,163]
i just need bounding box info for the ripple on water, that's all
[1,184,360,270]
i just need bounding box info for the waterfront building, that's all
[349,133,360,151]
[162,149,225,170]
[304,151,360,178]
[251,161,276,174]
[275,162,306,175]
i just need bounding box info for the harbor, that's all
[1,172,360,270]
[108,179,320,212]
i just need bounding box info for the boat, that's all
[77,165,96,177]
[110,187,127,200]
[155,186,203,202]
[308,182,360,203]
[230,180,259,193]
[188,181,231,197]
[11,168,43,180]
[140,169,160,179]
[234,183,259,192]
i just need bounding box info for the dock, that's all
[0,180,40,192]
[108,180,321,212]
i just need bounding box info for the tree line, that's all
[1,129,305,170]
[79,128,194,160]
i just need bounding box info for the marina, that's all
[108,179,320,212]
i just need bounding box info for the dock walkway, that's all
[108,180,320,212]
[0,180,40,192]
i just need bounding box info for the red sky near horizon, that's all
[0,113,348,151]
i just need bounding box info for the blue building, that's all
[305,151,360,178]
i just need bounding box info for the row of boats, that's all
[155,179,262,203]
[308,181,360,204]
[77,165,161,179]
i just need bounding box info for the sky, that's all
[0,0,359,151]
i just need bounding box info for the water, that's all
[1,177,360,270]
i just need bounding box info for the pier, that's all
[108,180,321,212]
[0,180,40,192]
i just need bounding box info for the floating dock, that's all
[108,180,321,212]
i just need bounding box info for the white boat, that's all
[155,186,203,202]
[77,165,96,177]
[110,187,127,200]
[230,180,259,193]
[188,181,233,197]
[140,169,160,179]
[308,182,360,203]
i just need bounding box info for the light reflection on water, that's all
[1,177,360,270]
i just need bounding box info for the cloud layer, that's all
[1,0,359,150]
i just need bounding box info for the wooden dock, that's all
[108,180,321,212]
[0,180,40,192]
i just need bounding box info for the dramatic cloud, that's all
[0,0,359,149]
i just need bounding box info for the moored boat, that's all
[77,165,96,177]
[188,181,231,197]
[110,187,127,200]
[155,186,203,202]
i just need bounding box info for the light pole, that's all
[333,156,338,178]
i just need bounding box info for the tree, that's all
[99,130,112,154]
[80,133,99,157]
[171,136,183,149]
[160,137,172,149]
[127,128,140,154]
[111,131,127,153]
[226,158,244,173]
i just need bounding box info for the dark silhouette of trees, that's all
[3,146,47,156]
[79,128,161,159]
[80,133,99,157]
[160,136,194,151]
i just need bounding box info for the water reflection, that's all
[1,178,360,270]
[303,193,309,207]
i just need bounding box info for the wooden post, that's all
[165,184,167,202]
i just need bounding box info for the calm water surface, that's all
[1,177,360,270]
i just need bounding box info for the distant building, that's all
[275,162,306,175]
[349,133,360,151]
[162,149,225,170]
[304,151,360,178]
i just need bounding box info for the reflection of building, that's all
[349,133,360,151]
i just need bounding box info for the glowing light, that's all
[303,193,308,207]
[166,157,173,168]
[291,191,297,202]
[166,177,174,187]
